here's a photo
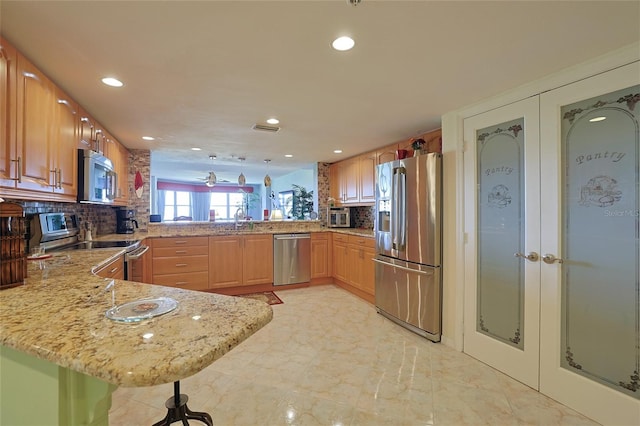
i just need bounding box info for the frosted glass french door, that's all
[463,97,541,389]
[539,63,639,425]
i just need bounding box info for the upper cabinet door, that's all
[52,86,78,197]
[539,62,640,426]
[77,106,95,150]
[0,38,17,189]
[15,53,54,192]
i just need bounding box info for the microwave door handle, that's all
[107,171,117,200]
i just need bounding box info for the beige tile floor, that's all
[109,285,599,425]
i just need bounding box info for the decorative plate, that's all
[105,297,178,322]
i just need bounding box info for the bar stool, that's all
[152,381,213,426]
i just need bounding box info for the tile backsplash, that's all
[353,205,374,229]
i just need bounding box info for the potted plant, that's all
[411,138,426,156]
[291,184,314,220]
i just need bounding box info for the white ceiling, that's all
[2,1,639,185]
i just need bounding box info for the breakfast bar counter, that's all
[0,249,273,424]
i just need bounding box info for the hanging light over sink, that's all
[263,159,272,187]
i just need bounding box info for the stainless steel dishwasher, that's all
[273,233,311,285]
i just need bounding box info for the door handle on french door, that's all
[514,252,539,262]
[542,254,564,264]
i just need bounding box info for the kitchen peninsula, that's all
[0,248,273,425]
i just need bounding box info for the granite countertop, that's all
[0,249,273,387]
[101,225,374,241]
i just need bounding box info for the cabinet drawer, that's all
[152,255,208,274]
[152,271,209,291]
[94,256,124,279]
[332,233,349,243]
[348,235,375,248]
[311,232,330,240]
[152,236,208,248]
[153,245,208,258]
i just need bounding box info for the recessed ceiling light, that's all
[191,147,202,151]
[266,118,280,125]
[101,77,123,87]
[332,36,355,51]
[142,136,155,141]
[284,154,293,158]
[589,116,607,122]
[334,149,343,154]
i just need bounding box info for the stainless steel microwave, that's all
[77,149,117,204]
[327,207,354,228]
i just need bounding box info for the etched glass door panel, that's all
[561,85,639,398]
[463,97,540,389]
[540,62,640,425]
[477,118,525,349]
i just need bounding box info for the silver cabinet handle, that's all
[542,254,564,264]
[50,169,57,188]
[11,157,22,183]
[56,168,62,189]
[514,252,539,262]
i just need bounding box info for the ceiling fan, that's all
[197,171,231,187]
[201,171,217,187]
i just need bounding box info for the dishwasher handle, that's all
[274,234,311,240]
[125,245,149,260]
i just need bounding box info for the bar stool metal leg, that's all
[152,381,213,426]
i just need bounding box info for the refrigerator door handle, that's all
[392,166,406,251]
[372,258,434,275]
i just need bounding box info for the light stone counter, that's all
[0,248,273,387]
[97,221,373,241]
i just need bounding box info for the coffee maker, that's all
[116,209,138,234]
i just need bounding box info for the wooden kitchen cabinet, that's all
[397,128,442,154]
[242,234,273,285]
[358,152,376,203]
[209,234,273,288]
[329,152,375,205]
[209,235,243,287]
[332,233,349,282]
[346,235,375,296]
[0,38,17,190]
[77,106,95,150]
[106,136,130,205]
[94,255,125,280]
[13,52,55,194]
[311,232,332,279]
[151,237,209,291]
[1,38,77,202]
[376,146,397,164]
[330,159,358,204]
[51,86,78,198]
[332,233,375,299]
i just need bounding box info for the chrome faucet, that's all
[234,207,245,229]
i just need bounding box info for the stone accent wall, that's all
[316,162,331,225]
[129,149,151,231]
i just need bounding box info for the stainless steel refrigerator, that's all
[374,152,442,342]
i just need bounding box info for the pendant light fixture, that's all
[237,157,246,186]
[263,159,272,187]
[204,155,217,187]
